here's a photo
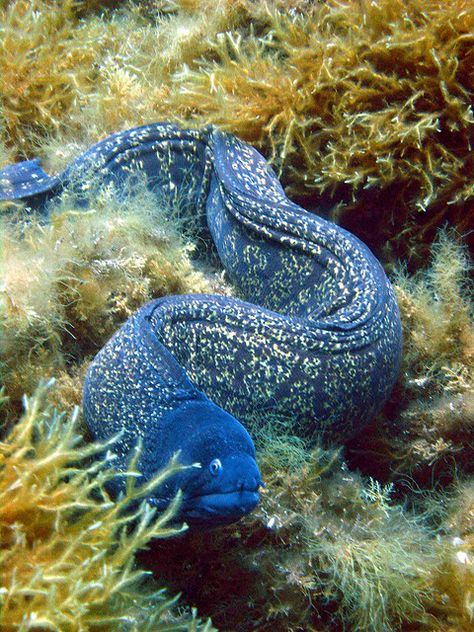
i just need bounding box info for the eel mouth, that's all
[181,489,260,524]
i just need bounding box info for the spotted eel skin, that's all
[0,122,402,444]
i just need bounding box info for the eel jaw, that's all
[181,489,260,526]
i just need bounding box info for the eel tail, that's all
[0,158,62,210]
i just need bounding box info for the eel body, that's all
[0,123,402,527]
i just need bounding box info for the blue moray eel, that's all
[0,123,402,527]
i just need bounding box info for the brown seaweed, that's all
[0,380,214,631]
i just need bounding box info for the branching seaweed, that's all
[1,0,472,260]
[348,231,473,486]
[0,180,215,415]
[0,3,472,630]
[145,441,473,631]
[0,380,214,631]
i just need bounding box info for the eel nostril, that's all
[238,477,261,492]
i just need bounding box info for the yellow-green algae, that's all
[142,439,473,631]
[1,206,472,630]
[0,380,214,631]
[1,0,473,262]
[347,232,473,487]
[0,1,473,630]
[0,181,214,418]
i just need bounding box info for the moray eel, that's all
[0,123,402,527]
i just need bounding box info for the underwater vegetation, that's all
[0,380,214,631]
[1,0,473,263]
[142,438,474,631]
[0,0,473,630]
[1,194,472,630]
[347,232,474,487]
[0,183,214,418]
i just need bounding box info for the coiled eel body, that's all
[0,123,402,527]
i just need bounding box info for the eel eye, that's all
[209,458,222,476]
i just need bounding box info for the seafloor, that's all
[0,1,473,631]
